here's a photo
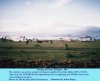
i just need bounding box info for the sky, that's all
[0,0,100,38]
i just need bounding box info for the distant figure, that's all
[65,43,69,57]
[65,43,68,50]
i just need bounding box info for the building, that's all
[80,36,94,41]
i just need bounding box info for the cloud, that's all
[48,0,73,8]
[24,1,31,6]
[88,14,100,18]
[0,0,100,38]
[54,0,70,6]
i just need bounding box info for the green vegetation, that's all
[0,39,100,63]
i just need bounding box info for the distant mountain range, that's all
[0,26,100,39]
[79,26,100,39]
[57,26,100,39]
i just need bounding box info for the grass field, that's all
[0,40,100,62]
[0,39,100,68]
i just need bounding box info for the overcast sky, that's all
[0,0,100,37]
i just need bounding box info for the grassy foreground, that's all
[0,40,100,68]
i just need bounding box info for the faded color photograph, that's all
[0,0,100,68]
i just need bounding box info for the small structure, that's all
[80,36,94,41]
